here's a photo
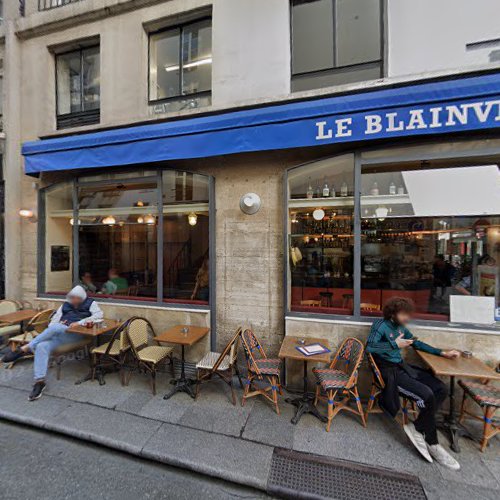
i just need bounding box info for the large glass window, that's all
[149,18,212,110]
[291,0,382,92]
[287,148,500,326]
[288,155,354,315]
[56,46,100,128]
[40,170,211,307]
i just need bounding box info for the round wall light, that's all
[188,212,198,226]
[19,209,34,218]
[137,216,144,224]
[102,215,116,225]
[239,193,261,215]
[312,208,325,221]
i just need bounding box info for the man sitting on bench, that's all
[2,285,103,401]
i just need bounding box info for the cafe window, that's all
[291,0,383,92]
[149,18,212,111]
[56,46,100,129]
[286,147,500,325]
[39,169,212,307]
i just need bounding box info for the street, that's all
[0,421,269,500]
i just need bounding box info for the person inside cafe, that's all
[79,271,97,294]
[191,256,209,301]
[366,297,461,470]
[101,268,128,295]
[1,285,103,401]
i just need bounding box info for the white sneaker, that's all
[427,444,460,471]
[403,423,433,463]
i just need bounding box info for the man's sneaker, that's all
[403,422,433,463]
[428,444,460,470]
[1,348,29,364]
[28,381,46,401]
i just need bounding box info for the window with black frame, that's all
[149,18,212,112]
[56,45,100,129]
[291,0,383,92]
[40,170,211,307]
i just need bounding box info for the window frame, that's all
[55,45,101,128]
[148,16,213,105]
[284,140,500,331]
[37,168,214,312]
[290,0,386,88]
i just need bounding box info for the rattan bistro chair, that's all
[195,328,243,404]
[125,317,174,395]
[0,300,22,342]
[90,320,130,385]
[5,309,55,368]
[313,337,366,432]
[365,352,417,425]
[240,328,283,414]
[459,380,500,452]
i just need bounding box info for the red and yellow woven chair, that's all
[240,328,282,414]
[313,337,365,432]
[458,380,500,452]
[365,352,417,425]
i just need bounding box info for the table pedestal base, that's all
[437,416,475,453]
[163,376,196,399]
[286,393,328,425]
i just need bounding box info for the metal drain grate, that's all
[268,448,427,500]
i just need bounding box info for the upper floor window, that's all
[291,0,383,92]
[149,18,212,111]
[39,0,83,12]
[56,45,100,129]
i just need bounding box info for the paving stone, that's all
[47,402,162,454]
[137,395,188,425]
[483,460,500,487]
[142,422,274,490]
[242,399,296,448]
[0,386,70,426]
[421,477,500,500]
[115,390,154,414]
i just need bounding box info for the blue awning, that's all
[22,73,500,174]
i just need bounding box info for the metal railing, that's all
[38,0,83,12]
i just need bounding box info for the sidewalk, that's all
[0,357,498,499]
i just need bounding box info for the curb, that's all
[0,406,270,492]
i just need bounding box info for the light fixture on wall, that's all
[102,215,116,225]
[19,209,37,222]
[188,212,198,226]
[144,214,155,225]
[239,193,261,215]
[137,216,144,224]
[312,209,325,221]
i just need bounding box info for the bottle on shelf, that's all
[341,181,348,197]
[370,181,379,196]
[330,182,336,198]
[322,178,330,197]
[306,178,314,199]
[389,181,396,195]
[397,185,405,195]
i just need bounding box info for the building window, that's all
[40,169,212,307]
[291,0,383,92]
[56,46,100,129]
[286,145,500,326]
[149,18,212,110]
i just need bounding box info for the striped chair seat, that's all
[137,345,173,364]
[250,358,281,376]
[8,332,36,344]
[196,351,231,371]
[313,368,350,390]
[459,380,500,408]
[92,340,129,356]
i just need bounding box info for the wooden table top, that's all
[417,351,500,380]
[0,309,38,325]
[154,325,210,346]
[66,319,122,336]
[279,336,331,364]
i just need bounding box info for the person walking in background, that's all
[1,286,103,401]
[366,297,461,470]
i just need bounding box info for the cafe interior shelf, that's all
[288,194,410,209]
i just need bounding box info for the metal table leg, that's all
[286,360,327,425]
[163,345,196,399]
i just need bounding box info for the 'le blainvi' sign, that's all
[315,98,500,142]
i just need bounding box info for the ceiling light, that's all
[144,214,155,225]
[375,207,388,221]
[137,216,144,224]
[188,212,198,226]
[313,209,325,221]
[165,57,212,72]
[102,215,116,225]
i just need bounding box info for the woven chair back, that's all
[27,309,55,334]
[126,317,151,352]
[212,328,241,372]
[331,337,364,380]
[0,300,19,316]
[366,352,385,389]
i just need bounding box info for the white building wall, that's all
[388,0,500,77]
[212,0,291,106]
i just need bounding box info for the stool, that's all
[319,291,333,307]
